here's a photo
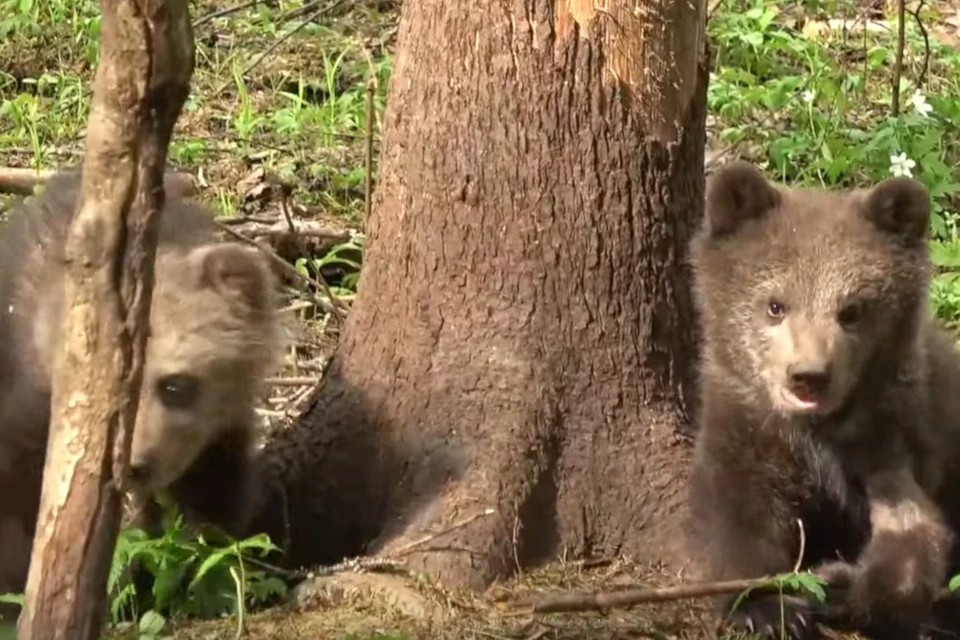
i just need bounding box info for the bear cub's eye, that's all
[156,374,200,409]
[837,302,864,328]
[767,300,786,320]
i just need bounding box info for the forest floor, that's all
[2,0,960,638]
[150,559,718,640]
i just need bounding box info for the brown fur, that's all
[686,161,960,640]
[0,168,283,599]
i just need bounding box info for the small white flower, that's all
[889,152,916,178]
[802,89,815,103]
[910,89,934,117]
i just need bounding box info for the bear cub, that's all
[0,168,284,599]
[687,161,960,640]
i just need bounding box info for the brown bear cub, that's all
[0,168,284,599]
[687,161,960,640]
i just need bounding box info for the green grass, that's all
[0,0,394,223]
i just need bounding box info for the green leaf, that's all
[0,594,23,607]
[138,610,166,637]
[742,31,764,48]
[236,532,281,555]
[949,574,960,592]
[153,562,190,610]
[188,548,235,590]
[930,242,960,268]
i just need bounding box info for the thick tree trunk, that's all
[17,0,194,637]
[255,0,708,590]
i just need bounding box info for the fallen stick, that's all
[509,523,951,616]
[266,376,321,386]
[512,577,768,615]
[385,508,497,559]
[510,575,959,616]
[0,166,197,197]
[0,168,53,195]
[247,219,353,242]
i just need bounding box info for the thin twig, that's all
[891,0,906,116]
[266,376,321,386]
[216,214,280,225]
[514,521,796,617]
[275,0,329,22]
[279,300,316,314]
[515,532,956,618]
[513,578,771,615]
[513,578,960,616]
[214,220,346,321]
[275,189,329,313]
[862,8,869,97]
[906,0,929,88]
[227,551,300,580]
[246,554,413,585]
[385,508,497,559]
[241,0,348,78]
[303,556,410,579]
[280,193,299,238]
[209,0,348,98]
[193,0,259,27]
[247,220,353,242]
[269,196,351,315]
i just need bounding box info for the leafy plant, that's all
[108,509,287,630]
[295,231,366,296]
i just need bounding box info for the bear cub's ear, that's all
[704,161,781,238]
[198,244,276,312]
[861,176,930,246]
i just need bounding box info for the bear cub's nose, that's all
[787,363,831,397]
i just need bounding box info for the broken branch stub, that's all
[17,0,195,638]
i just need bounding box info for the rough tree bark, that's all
[17,1,194,638]
[255,0,708,590]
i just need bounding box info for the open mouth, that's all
[780,387,823,411]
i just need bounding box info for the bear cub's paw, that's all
[720,593,818,640]
[816,535,942,640]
